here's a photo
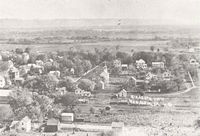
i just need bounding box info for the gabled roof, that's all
[21,116,31,123]
[61,113,74,116]
[136,59,145,63]
[47,118,59,126]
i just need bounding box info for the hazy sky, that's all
[0,0,200,25]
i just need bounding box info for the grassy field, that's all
[0,39,169,53]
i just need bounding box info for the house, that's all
[111,122,124,133]
[113,59,121,68]
[61,113,74,122]
[10,116,31,132]
[152,62,165,69]
[0,89,13,104]
[162,71,172,80]
[136,59,147,69]
[121,64,128,75]
[0,75,5,88]
[49,71,60,78]
[116,89,127,98]
[45,118,60,132]
[9,66,20,80]
[100,66,109,84]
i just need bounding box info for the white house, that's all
[136,59,147,69]
[0,75,5,88]
[116,89,127,98]
[61,113,74,122]
[10,116,31,132]
[152,62,165,69]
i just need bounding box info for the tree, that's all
[23,75,59,97]
[37,54,48,62]
[55,93,78,110]
[0,106,13,122]
[82,60,92,72]
[9,89,53,121]
[78,79,95,92]
[0,61,9,72]
[25,47,31,54]
[150,46,155,52]
[15,48,23,54]
[90,107,95,114]
[58,77,76,92]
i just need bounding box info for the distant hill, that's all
[0,18,192,29]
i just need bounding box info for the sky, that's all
[0,0,200,25]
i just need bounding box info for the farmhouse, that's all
[136,59,147,69]
[152,62,165,69]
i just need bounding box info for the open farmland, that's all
[0,40,169,53]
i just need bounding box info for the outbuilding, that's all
[45,118,60,132]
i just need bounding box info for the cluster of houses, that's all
[113,59,175,82]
